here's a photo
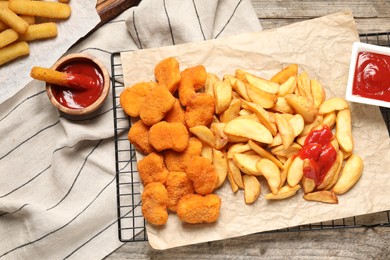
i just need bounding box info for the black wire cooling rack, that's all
[111,32,390,243]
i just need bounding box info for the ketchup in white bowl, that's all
[346,42,390,108]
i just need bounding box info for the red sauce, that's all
[353,51,390,102]
[52,60,103,109]
[299,126,337,186]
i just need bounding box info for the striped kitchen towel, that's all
[0,0,261,259]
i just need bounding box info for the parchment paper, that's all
[0,1,100,104]
[121,11,390,250]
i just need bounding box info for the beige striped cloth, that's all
[0,0,262,259]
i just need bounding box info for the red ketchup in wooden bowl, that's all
[346,42,390,108]
[46,53,110,115]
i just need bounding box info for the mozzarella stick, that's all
[0,28,18,48]
[0,41,29,66]
[9,1,71,19]
[19,22,57,41]
[31,67,97,90]
[0,6,29,34]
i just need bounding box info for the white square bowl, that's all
[346,42,390,108]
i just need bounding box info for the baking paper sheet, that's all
[121,11,390,250]
[0,1,100,104]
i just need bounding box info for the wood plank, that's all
[259,17,390,34]
[96,0,141,25]
[251,0,390,18]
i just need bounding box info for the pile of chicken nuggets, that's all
[120,57,221,225]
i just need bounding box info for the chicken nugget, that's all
[178,65,207,106]
[177,194,221,224]
[139,85,175,125]
[164,98,185,124]
[185,93,215,128]
[186,156,218,195]
[154,57,181,94]
[165,171,194,212]
[142,182,169,226]
[128,120,155,155]
[137,152,169,185]
[120,81,157,117]
[164,137,202,172]
[149,121,189,152]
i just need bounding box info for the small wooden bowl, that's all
[46,53,110,115]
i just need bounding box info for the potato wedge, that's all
[323,111,337,129]
[272,97,294,114]
[233,153,262,176]
[277,76,297,96]
[297,72,313,102]
[332,154,363,195]
[219,98,241,123]
[224,118,273,144]
[201,144,213,162]
[227,143,252,158]
[301,176,316,194]
[318,97,349,115]
[241,100,277,136]
[274,113,295,149]
[204,73,219,97]
[213,149,228,188]
[227,167,239,192]
[287,156,304,187]
[336,109,354,153]
[248,140,283,169]
[279,156,293,189]
[189,125,215,148]
[243,174,261,204]
[245,73,279,94]
[232,78,251,101]
[310,79,326,108]
[289,114,305,137]
[271,64,298,84]
[227,158,244,189]
[271,143,301,158]
[284,94,317,123]
[210,123,229,150]
[265,185,300,200]
[214,81,232,114]
[256,158,280,194]
[246,83,277,109]
[303,190,338,204]
[317,149,344,190]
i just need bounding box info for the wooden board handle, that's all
[96,0,141,25]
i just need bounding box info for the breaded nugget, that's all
[164,99,185,124]
[185,93,215,128]
[154,57,181,94]
[177,194,221,224]
[186,156,218,195]
[128,120,155,154]
[142,182,169,226]
[120,81,157,117]
[149,121,189,152]
[137,152,169,185]
[178,65,207,106]
[165,171,194,212]
[139,85,175,125]
[164,137,202,172]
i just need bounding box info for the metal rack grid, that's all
[111,32,390,242]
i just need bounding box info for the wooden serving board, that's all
[96,0,141,25]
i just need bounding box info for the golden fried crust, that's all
[154,57,181,94]
[128,120,155,155]
[120,81,157,117]
[165,171,194,212]
[137,152,169,185]
[186,156,218,195]
[139,85,176,126]
[149,121,189,152]
[142,182,169,226]
[178,65,207,106]
[164,137,202,172]
[185,93,215,128]
[164,99,185,124]
[176,194,221,224]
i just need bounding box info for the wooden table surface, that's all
[106,1,390,259]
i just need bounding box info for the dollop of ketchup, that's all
[52,60,103,109]
[299,125,337,186]
[353,51,390,102]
